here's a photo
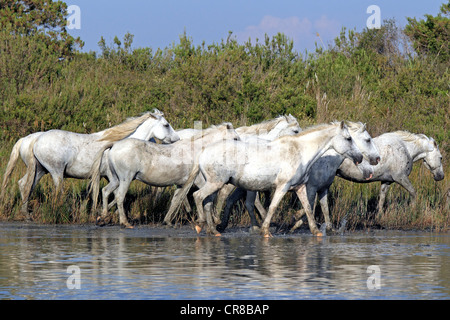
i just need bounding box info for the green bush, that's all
[0,7,448,229]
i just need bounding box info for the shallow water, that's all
[0,222,449,300]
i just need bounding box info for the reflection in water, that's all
[0,223,449,299]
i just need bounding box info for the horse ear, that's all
[433,139,438,148]
[360,123,367,133]
[340,121,346,130]
[226,123,234,130]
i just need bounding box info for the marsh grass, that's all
[0,23,448,231]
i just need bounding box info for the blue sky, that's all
[66,0,445,53]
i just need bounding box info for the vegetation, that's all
[0,1,448,231]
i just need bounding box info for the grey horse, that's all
[89,123,240,228]
[217,122,380,233]
[19,109,179,216]
[336,130,444,213]
[175,121,364,237]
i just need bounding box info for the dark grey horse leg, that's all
[245,191,259,232]
[216,187,246,232]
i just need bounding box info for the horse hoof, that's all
[195,225,202,234]
[315,232,323,237]
[263,232,273,238]
[96,217,105,226]
[249,226,260,234]
[215,233,222,237]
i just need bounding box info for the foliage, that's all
[0,2,448,229]
[0,0,83,56]
[405,1,450,62]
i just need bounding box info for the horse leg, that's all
[203,192,219,235]
[163,188,192,226]
[395,176,416,206]
[193,181,224,236]
[114,177,134,228]
[183,197,192,214]
[216,187,246,233]
[294,185,322,236]
[377,182,391,213]
[254,193,267,219]
[263,190,271,208]
[97,177,119,225]
[245,190,260,233]
[317,188,333,231]
[261,186,288,238]
[18,164,46,218]
[214,184,235,224]
[49,172,64,211]
[163,187,183,226]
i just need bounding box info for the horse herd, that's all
[0,109,445,237]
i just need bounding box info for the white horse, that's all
[165,115,302,226]
[89,123,240,228]
[175,121,364,237]
[337,130,444,212]
[218,121,381,233]
[175,114,301,142]
[19,109,179,216]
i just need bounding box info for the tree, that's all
[405,1,450,62]
[0,0,83,56]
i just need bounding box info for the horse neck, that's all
[237,119,284,140]
[262,121,288,140]
[128,119,157,140]
[402,139,429,162]
[281,126,337,168]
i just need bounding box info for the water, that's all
[1,222,449,300]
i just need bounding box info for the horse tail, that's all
[21,137,39,206]
[88,142,115,212]
[164,156,201,224]
[0,138,25,203]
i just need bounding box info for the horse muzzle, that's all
[369,156,381,166]
[433,171,445,181]
[352,154,364,166]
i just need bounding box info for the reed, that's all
[0,22,448,231]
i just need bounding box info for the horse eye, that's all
[293,130,299,134]
[164,124,169,128]
[365,139,371,143]
[346,137,352,141]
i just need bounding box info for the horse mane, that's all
[99,110,159,142]
[190,122,234,140]
[291,122,340,138]
[237,116,287,135]
[345,121,366,133]
[393,130,429,144]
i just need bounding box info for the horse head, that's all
[332,121,364,166]
[423,137,444,181]
[347,121,380,166]
[142,109,180,144]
